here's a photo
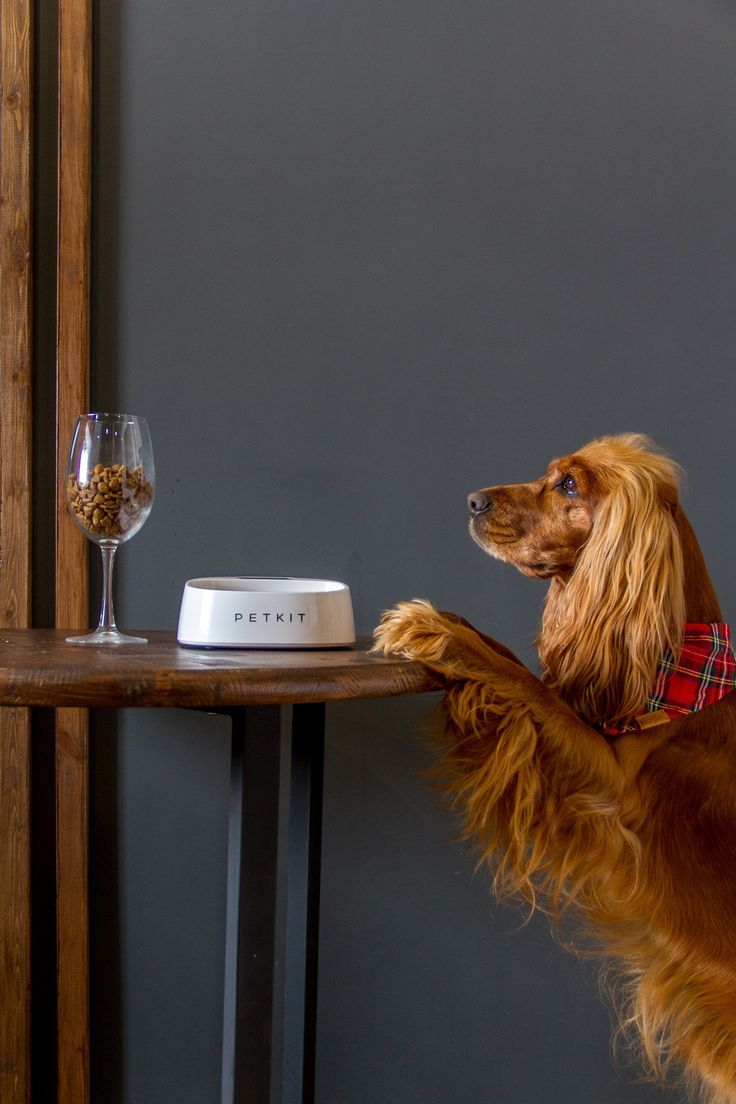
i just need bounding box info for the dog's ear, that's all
[540,450,685,727]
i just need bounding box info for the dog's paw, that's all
[372,599,456,662]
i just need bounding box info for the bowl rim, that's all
[183,576,349,595]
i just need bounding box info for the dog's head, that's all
[467,454,597,580]
[468,434,686,724]
[468,433,681,580]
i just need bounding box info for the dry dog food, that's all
[67,463,154,538]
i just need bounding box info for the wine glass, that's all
[65,413,155,644]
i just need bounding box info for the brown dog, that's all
[373,434,736,1103]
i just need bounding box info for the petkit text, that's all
[234,611,307,624]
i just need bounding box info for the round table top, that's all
[0,629,438,709]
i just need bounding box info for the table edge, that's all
[0,630,441,707]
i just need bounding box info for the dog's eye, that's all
[558,475,578,498]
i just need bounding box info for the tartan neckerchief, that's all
[599,622,736,736]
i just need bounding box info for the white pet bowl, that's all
[177,577,356,648]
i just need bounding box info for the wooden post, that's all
[55,0,92,1101]
[0,0,33,1100]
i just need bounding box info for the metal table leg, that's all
[282,703,325,1104]
[221,703,326,1104]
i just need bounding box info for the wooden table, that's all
[0,629,436,1104]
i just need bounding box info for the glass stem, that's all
[98,542,119,632]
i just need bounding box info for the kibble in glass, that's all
[65,413,155,644]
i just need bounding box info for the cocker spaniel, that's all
[373,434,736,1103]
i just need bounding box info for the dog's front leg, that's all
[373,599,623,792]
[372,598,524,678]
[373,599,570,717]
[374,599,630,921]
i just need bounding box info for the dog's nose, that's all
[468,491,493,516]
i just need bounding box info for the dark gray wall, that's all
[88,0,736,1100]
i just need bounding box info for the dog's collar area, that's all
[599,622,736,736]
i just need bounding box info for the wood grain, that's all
[0,0,33,1099]
[0,633,438,708]
[55,706,89,1103]
[0,709,30,1104]
[55,0,92,1100]
[0,4,33,622]
[56,0,90,630]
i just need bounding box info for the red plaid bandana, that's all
[600,622,736,736]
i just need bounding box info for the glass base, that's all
[65,627,148,645]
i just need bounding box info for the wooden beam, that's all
[56,0,91,584]
[54,706,89,1104]
[0,0,33,1100]
[55,0,91,1101]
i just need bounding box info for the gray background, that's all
[85,0,736,1100]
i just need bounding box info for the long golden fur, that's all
[373,434,736,1103]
